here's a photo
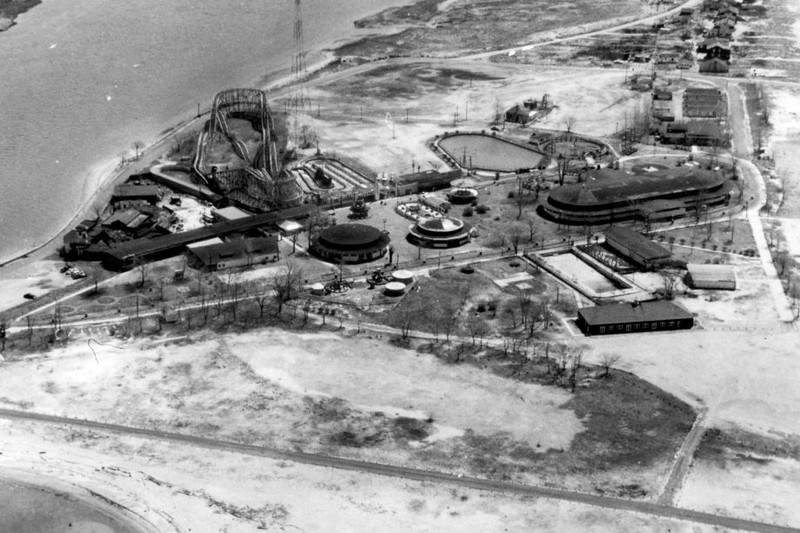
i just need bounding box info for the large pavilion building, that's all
[541,166,734,225]
[311,223,391,264]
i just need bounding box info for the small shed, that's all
[277,219,304,236]
[686,264,737,290]
[505,104,534,124]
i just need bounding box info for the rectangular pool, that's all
[545,253,621,294]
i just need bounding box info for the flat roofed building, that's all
[186,237,225,250]
[213,206,252,222]
[188,237,279,271]
[276,220,304,236]
[604,226,671,269]
[577,300,694,335]
[686,263,737,290]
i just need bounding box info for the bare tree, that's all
[563,115,577,133]
[225,272,243,322]
[465,313,489,346]
[524,214,540,243]
[659,269,678,300]
[598,352,621,378]
[135,258,150,288]
[509,222,526,254]
[132,140,146,160]
[398,304,415,340]
[252,281,271,318]
[272,260,302,316]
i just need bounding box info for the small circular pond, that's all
[437,133,547,172]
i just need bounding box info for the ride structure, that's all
[194,88,303,211]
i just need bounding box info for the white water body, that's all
[0,0,407,264]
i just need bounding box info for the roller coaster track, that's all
[213,110,252,163]
[193,88,305,208]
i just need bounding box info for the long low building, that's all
[686,263,737,290]
[188,236,279,271]
[577,300,694,335]
[604,226,671,270]
[541,166,734,225]
[97,205,314,270]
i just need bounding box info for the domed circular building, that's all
[311,223,391,263]
[408,216,471,248]
[447,187,479,204]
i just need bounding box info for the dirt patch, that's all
[338,0,649,57]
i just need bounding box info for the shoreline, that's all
[0,0,418,273]
[0,0,41,32]
[0,53,342,274]
[0,467,160,533]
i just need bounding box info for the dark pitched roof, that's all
[548,167,725,207]
[605,226,671,261]
[112,184,159,200]
[191,237,278,266]
[394,169,462,185]
[103,205,314,266]
[578,300,693,326]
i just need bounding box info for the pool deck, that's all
[526,247,650,303]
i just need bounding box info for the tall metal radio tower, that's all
[290,0,310,130]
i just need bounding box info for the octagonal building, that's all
[311,223,391,263]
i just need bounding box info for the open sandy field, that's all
[0,418,723,533]
[299,61,648,176]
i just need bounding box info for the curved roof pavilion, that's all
[547,167,728,212]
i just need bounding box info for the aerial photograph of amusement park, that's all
[1,0,800,531]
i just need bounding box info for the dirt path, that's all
[0,407,797,533]
[460,0,706,60]
[658,408,708,505]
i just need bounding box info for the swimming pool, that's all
[437,133,547,172]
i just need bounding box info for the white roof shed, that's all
[686,263,737,290]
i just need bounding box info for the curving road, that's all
[0,407,797,533]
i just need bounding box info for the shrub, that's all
[475,205,489,214]
[507,190,516,198]
[463,206,474,217]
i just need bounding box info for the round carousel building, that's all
[311,223,391,263]
[408,216,472,248]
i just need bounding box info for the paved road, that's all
[0,407,797,533]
